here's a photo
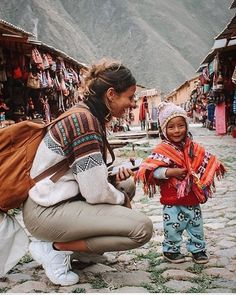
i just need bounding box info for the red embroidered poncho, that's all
[135,137,226,205]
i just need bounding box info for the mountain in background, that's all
[0,0,234,93]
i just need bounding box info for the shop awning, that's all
[230,0,236,9]
[136,88,159,98]
[199,43,236,66]
[196,63,208,73]
[0,19,35,40]
[0,19,87,70]
[198,13,236,67]
[215,15,236,41]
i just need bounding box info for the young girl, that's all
[136,102,226,264]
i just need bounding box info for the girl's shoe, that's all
[192,250,209,264]
[163,252,185,263]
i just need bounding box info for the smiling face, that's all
[106,85,136,118]
[166,116,187,143]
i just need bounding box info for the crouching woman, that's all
[22,59,153,286]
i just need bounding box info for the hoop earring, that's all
[104,96,112,111]
[104,96,112,121]
[105,112,112,122]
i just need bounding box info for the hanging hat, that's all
[157,102,188,138]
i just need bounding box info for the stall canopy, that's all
[0,19,88,123]
[28,39,87,70]
[0,19,35,41]
[215,15,236,43]
[198,9,236,67]
[230,0,236,9]
[0,19,87,70]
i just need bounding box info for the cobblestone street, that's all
[0,124,235,293]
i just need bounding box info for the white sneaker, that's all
[29,241,79,286]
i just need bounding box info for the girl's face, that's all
[106,85,136,118]
[166,116,187,143]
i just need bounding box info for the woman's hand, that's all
[123,193,132,209]
[115,167,134,182]
[115,167,134,209]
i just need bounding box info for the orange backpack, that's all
[0,109,79,212]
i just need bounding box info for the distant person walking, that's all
[139,96,149,130]
[136,102,226,264]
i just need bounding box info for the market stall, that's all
[0,19,87,127]
[195,7,236,135]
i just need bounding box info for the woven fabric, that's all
[135,137,226,204]
[48,111,104,166]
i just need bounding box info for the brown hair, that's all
[80,58,136,99]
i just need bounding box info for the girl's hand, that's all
[166,168,187,180]
[176,168,188,180]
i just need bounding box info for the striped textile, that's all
[46,110,104,166]
[135,137,226,203]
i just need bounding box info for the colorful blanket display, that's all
[0,45,82,124]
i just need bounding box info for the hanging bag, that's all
[39,71,49,88]
[27,72,40,89]
[0,213,29,277]
[32,48,43,64]
[42,53,50,69]
[46,69,53,88]
[31,48,44,70]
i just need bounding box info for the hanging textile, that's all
[207,103,215,123]
[215,102,226,135]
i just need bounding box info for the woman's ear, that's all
[106,87,116,102]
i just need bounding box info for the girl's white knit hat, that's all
[157,102,188,136]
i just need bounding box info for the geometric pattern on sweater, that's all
[45,110,104,166]
[43,132,64,155]
[50,111,102,147]
[72,153,103,174]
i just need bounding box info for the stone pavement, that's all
[0,124,236,293]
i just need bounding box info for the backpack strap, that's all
[33,158,68,183]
